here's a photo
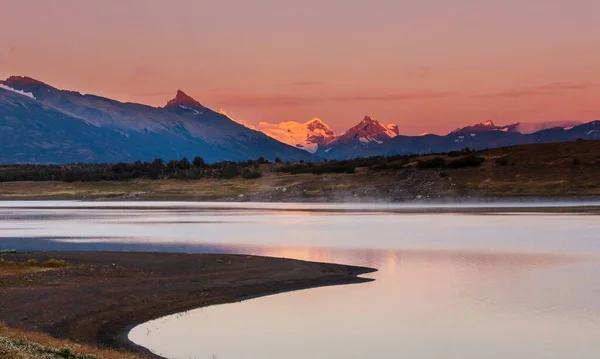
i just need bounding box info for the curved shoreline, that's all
[120,272,376,359]
[0,251,376,358]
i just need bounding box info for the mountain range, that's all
[258,115,597,159]
[1,76,598,163]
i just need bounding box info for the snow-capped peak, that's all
[255,118,336,153]
[306,117,325,125]
[356,116,399,139]
[451,120,517,134]
[513,121,584,134]
[332,115,398,147]
[387,124,399,136]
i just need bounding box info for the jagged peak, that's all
[305,118,333,132]
[165,90,204,109]
[387,124,399,136]
[305,117,325,125]
[483,120,495,126]
[361,115,379,124]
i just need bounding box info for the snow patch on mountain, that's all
[387,124,399,136]
[0,84,36,99]
[218,109,257,129]
[332,116,398,147]
[179,105,201,115]
[255,118,336,153]
[514,121,583,134]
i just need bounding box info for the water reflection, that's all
[2,202,600,359]
[130,247,600,359]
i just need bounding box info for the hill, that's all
[1,140,598,201]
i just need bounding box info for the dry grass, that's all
[0,258,69,277]
[0,323,146,359]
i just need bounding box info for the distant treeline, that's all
[0,148,485,182]
[0,156,266,182]
[276,148,482,174]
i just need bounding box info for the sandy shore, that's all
[0,251,376,358]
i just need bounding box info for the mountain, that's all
[511,121,583,134]
[255,118,335,153]
[315,116,400,158]
[0,76,314,164]
[450,120,582,135]
[317,118,600,159]
[2,75,597,164]
[450,120,519,134]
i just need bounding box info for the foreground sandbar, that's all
[0,251,376,357]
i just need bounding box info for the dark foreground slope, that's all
[0,76,313,163]
[0,251,375,356]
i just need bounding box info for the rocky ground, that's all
[0,251,375,358]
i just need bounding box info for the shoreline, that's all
[2,199,600,214]
[2,193,600,204]
[0,251,376,358]
[119,276,378,359]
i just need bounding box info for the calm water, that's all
[1,201,600,359]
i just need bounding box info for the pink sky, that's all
[2,0,599,135]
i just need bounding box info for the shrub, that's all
[43,259,68,268]
[417,157,446,169]
[25,259,39,266]
[241,168,262,179]
[495,157,509,166]
[447,156,485,169]
[277,162,355,175]
[192,156,205,168]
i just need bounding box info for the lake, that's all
[1,201,600,359]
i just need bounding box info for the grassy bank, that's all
[1,140,599,201]
[0,324,146,359]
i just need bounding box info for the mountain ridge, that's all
[1,75,598,163]
[0,76,315,164]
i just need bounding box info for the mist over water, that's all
[1,201,600,359]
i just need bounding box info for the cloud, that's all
[279,81,324,87]
[474,82,600,98]
[213,93,317,108]
[211,90,457,108]
[536,82,600,91]
[132,91,172,97]
[329,91,458,102]
[405,66,433,79]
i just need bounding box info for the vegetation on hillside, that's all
[0,148,488,182]
[0,140,598,200]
